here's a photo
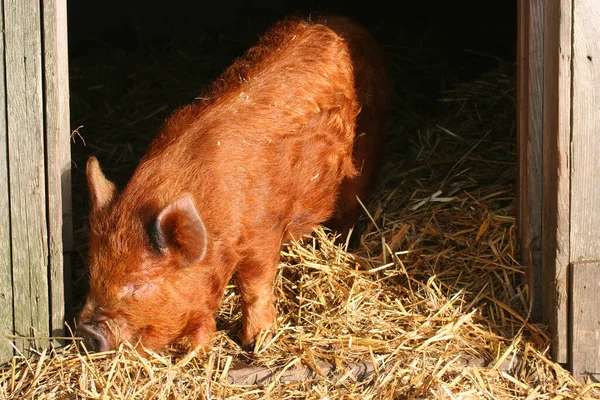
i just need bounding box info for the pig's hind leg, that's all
[327,151,380,243]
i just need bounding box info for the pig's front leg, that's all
[236,253,279,350]
[188,314,216,353]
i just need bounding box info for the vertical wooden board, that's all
[0,0,14,362]
[517,0,544,320]
[528,0,545,321]
[4,0,50,351]
[570,261,600,381]
[541,0,571,364]
[527,0,545,260]
[516,0,529,300]
[570,0,600,261]
[43,0,72,339]
[516,0,528,266]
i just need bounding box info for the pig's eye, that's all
[123,280,160,299]
[119,282,146,298]
[131,283,143,294]
[119,276,162,300]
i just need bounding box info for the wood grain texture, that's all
[42,0,72,340]
[516,0,529,319]
[541,0,571,364]
[0,0,14,362]
[570,0,600,261]
[4,0,50,351]
[570,261,600,381]
[517,0,544,321]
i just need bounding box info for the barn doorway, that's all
[66,0,574,396]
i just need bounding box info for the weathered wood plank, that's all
[516,0,528,292]
[4,0,50,351]
[541,0,571,364]
[517,0,544,321]
[0,0,14,362]
[570,261,600,381]
[570,0,600,261]
[42,0,72,340]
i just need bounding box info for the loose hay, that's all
[1,29,599,400]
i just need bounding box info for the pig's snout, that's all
[77,320,110,352]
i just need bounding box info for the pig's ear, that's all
[152,195,208,266]
[86,156,117,212]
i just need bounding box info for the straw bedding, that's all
[1,24,599,399]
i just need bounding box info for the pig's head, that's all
[77,157,223,353]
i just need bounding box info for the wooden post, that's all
[517,0,544,321]
[541,0,571,365]
[569,0,600,380]
[0,0,13,363]
[571,262,600,382]
[4,0,50,353]
[43,0,73,340]
[0,0,71,359]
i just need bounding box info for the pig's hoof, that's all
[242,328,275,353]
[188,342,211,356]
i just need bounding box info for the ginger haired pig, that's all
[78,16,391,353]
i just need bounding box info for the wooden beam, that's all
[569,0,600,379]
[42,0,72,341]
[541,0,571,364]
[0,0,14,362]
[516,0,528,301]
[570,261,600,381]
[4,0,50,351]
[570,0,600,260]
[517,0,545,321]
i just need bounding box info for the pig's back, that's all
[126,18,383,245]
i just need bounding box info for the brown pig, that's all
[77,16,391,353]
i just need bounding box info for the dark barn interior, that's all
[67,0,517,326]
